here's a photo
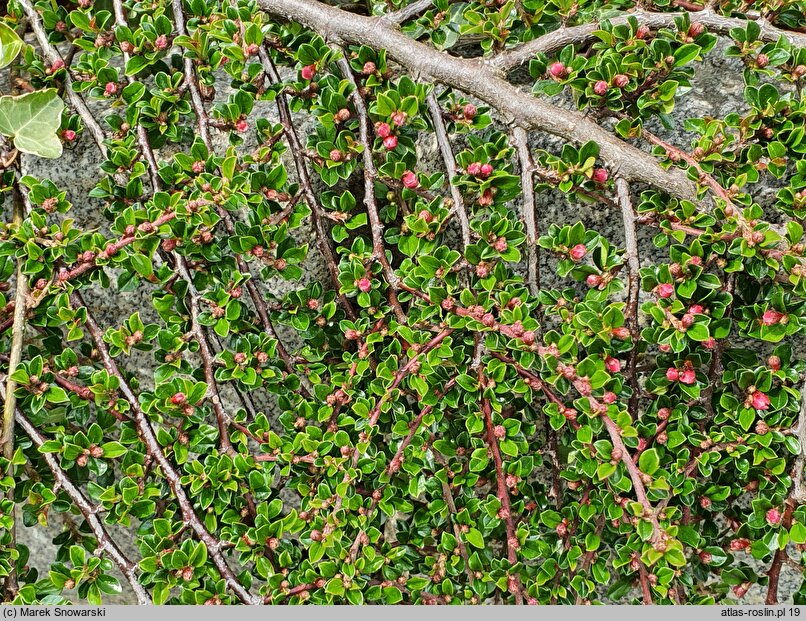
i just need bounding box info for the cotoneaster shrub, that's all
[0,0,805,606]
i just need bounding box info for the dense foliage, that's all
[0,0,805,605]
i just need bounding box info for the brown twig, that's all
[616,178,640,416]
[512,127,540,295]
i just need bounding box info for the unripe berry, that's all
[755,420,769,435]
[681,313,695,328]
[679,369,696,385]
[329,149,343,162]
[467,162,482,176]
[362,61,376,75]
[751,391,770,410]
[391,111,407,127]
[666,368,680,382]
[602,391,617,404]
[613,74,629,88]
[493,236,508,252]
[335,108,351,122]
[756,53,769,68]
[766,507,782,525]
[154,34,169,50]
[768,355,781,371]
[593,80,608,96]
[235,119,248,133]
[62,129,77,142]
[493,425,506,439]
[635,24,650,39]
[463,103,477,119]
[586,274,601,287]
[604,357,621,373]
[375,122,391,138]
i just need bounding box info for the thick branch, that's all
[256,0,697,200]
[490,8,806,72]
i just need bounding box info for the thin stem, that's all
[512,127,540,295]
[1,183,28,599]
[336,54,407,324]
[478,365,522,604]
[70,293,260,605]
[616,178,640,417]
[7,399,151,605]
[259,47,357,320]
[426,90,471,251]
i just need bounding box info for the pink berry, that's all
[592,167,608,184]
[362,61,376,75]
[493,237,508,252]
[357,277,372,293]
[401,171,419,189]
[569,244,587,261]
[593,80,608,96]
[467,162,482,176]
[50,59,65,72]
[375,122,391,138]
[548,62,566,79]
[104,82,118,97]
[493,425,506,439]
[602,392,617,404]
[768,355,781,371]
[756,53,769,68]
[154,34,169,50]
[679,369,696,385]
[170,392,187,405]
[235,119,248,133]
[61,129,77,142]
[689,304,705,314]
[656,283,674,299]
[329,149,343,162]
[751,391,770,410]
[636,25,650,39]
[480,163,493,178]
[192,160,205,173]
[703,337,716,349]
[766,507,782,525]
[463,103,477,119]
[382,135,398,150]
[604,357,621,373]
[479,189,493,206]
[666,368,680,382]
[586,274,601,287]
[612,327,630,340]
[681,313,695,328]
[613,74,629,88]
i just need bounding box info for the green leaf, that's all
[0,89,65,158]
[465,528,484,549]
[0,22,23,70]
[638,448,660,476]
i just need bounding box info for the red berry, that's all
[635,25,650,39]
[593,80,608,96]
[688,22,705,37]
[679,369,696,385]
[548,62,566,78]
[604,357,621,373]
[768,355,781,371]
[592,167,608,184]
[666,368,680,382]
[681,313,695,328]
[467,162,482,176]
[375,122,391,138]
[751,391,770,410]
[104,82,118,97]
[479,163,493,178]
[766,507,782,525]
[61,129,77,142]
[656,283,674,298]
[235,119,248,133]
[586,274,601,287]
[301,64,317,80]
[401,171,419,189]
[762,309,784,326]
[382,135,398,150]
[357,277,372,293]
[689,304,704,314]
[170,392,187,405]
[611,327,630,340]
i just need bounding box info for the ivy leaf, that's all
[0,89,65,158]
[0,22,23,70]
